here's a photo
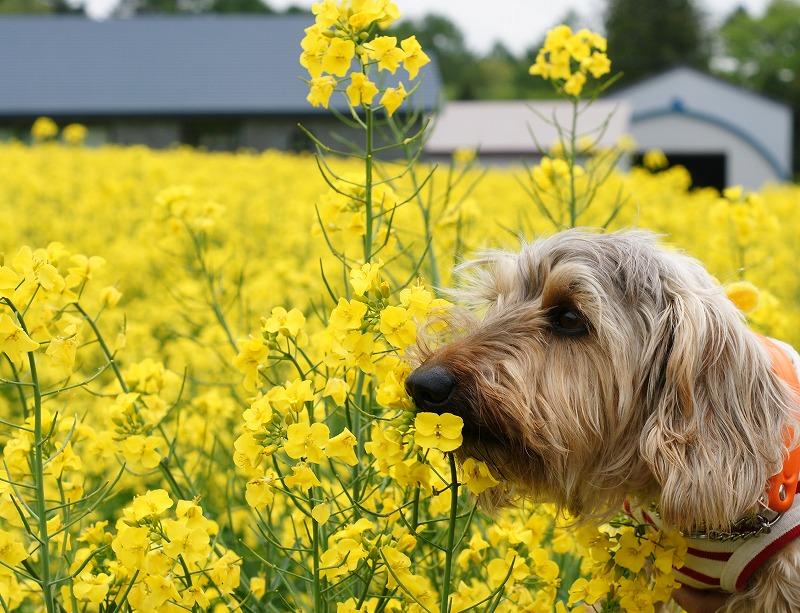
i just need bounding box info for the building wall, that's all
[612,68,792,181]
[110,120,181,149]
[632,113,778,189]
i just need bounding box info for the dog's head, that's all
[406,229,798,530]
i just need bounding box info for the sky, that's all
[83,0,773,55]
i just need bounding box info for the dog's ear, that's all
[640,266,796,532]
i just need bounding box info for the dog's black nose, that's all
[406,364,456,412]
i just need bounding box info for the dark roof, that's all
[0,15,442,117]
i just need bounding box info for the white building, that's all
[426,67,792,190]
[608,66,792,189]
[424,99,632,166]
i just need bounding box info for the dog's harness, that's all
[631,336,800,592]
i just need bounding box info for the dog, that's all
[405,229,800,612]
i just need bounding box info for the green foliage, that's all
[604,0,710,85]
[717,0,800,175]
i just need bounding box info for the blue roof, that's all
[0,15,442,117]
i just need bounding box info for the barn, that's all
[608,66,792,190]
[0,14,442,152]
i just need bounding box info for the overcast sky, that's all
[83,0,772,55]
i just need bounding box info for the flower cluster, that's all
[301,0,430,113]
[528,25,611,96]
[567,517,688,613]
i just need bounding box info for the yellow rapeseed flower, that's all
[726,281,760,313]
[414,412,463,452]
[0,313,39,367]
[461,457,500,495]
[400,35,430,80]
[284,421,330,463]
[307,75,338,109]
[380,82,407,117]
[346,72,380,107]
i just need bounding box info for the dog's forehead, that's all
[507,231,667,302]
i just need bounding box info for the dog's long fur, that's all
[409,229,800,611]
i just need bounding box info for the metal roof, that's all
[0,15,442,117]
[424,100,631,154]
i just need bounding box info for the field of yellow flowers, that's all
[3,7,800,613]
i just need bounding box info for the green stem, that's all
[440,453,459,613]
[569,98,579,228]
[16,309,55,613]
[312,517,322,613]
[364,106,375,264]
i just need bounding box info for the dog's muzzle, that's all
[405,364,456,413]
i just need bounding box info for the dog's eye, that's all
[551,308,588,336]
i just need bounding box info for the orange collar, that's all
[757,335,800,513]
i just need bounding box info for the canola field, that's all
[1,134,799,613]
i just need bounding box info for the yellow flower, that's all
[365,425,405,471]
[0,529,28,567]
[380,82,407,117]
[307,75,338,109]
[232,336,269,391]
[342,331,377,373]
[242,395,274,430]
[400,35,430,80]
[284,421,330,463]
[349,259,383,296]
[162,518,211,564]
[182,585,211,609]
[320,538,368,580]
[45,333,78,371]
[568,576,608,606]
[617,575,655,613]
[284,462,322,490]
[326,428,359,465]
[366,36,403,73]
[322,38,356,77]
[323,377,350,406]
[111,525,150,570]
[62,123,88,145]
[127,489,174,522]
[329,298,368,333]
[121,434,162,470]
[245,476,275,509]
[346,72,380,107]
[414,412,463,452]
[31,116,58,140]
[726,281,760,313]
[312,0,340,28]
[300,25,329,77]
[643,148,668,170]
[563,71,587,96]
[209,550,242,594]
[262,306,306,338]
[251,576,266,599]
[379,305,416,349]
[100,284,123,307]
[73,572,111,604]
[582,51,611,78]
[614,530,654,574]
[312,502,331,525]
[0,313,39,367]
[461,457,500,495]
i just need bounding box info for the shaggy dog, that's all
[405,229,800,612]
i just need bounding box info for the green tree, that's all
[0,0,83,13]
[111,0,274,15]
[604,0,709,84]
[389,14,479,99]
[717,0,800,175]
